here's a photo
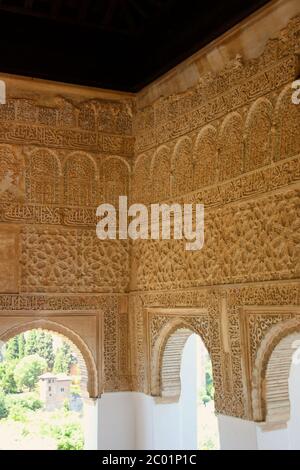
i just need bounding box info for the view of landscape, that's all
[196,338,220,450]
[0,329,84,450]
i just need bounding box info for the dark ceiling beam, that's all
[24,0,34,8]
[128,0,149,20]
[101,0,118,26]
[0,0,272,91]
[120,3,140,32]
[51,0,61,18]
[0,3,134,36]
[78,0,89,21]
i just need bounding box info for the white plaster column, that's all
[134,394,185,449]
[98,392,136,450]
[135,334,198,450]
[134,392,155,449]
[256,425,290,450]
[92,335,197,450]
[218,415,258,450]
[83,398,100,450]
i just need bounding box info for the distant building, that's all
[39,372,72,411]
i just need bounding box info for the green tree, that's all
[53,348,65,374]
[0,360,18,394]
[38,332,54,370]
[205,358,214,399]
[14,354,47,391]
[18,333,26,360]
[53,342,75,374]
[0,391,8,419]
[47,421,84,450]
[5,392,42,411]
[5,336,19,361]
[24,330,39,356]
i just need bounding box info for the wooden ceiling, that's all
[0,0,271,91]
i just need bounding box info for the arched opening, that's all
[0,321,98,450]
[151,322,220,450]
[252,318,300,449]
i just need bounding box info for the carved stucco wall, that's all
[0,81,133,395]
[0,5,299,422]
[130,12,300,422]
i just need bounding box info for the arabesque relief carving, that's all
[132,189,299,291]
[0,14,299,414]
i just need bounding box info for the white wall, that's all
[135,334,198,450]
[98,392,136,450]
[96,335,198,450]
[218,415,258,450]
[256,425,290,450]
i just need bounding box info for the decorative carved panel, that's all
[0,13,299,409]
[0,224,20,293]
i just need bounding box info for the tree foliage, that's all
[53,342,75,374]
[5,337,19,361]
[24,331,39,356]
[48,421,84,450]
[0,391,8,419]
[205,359,214,400]
[5,392,42,412]
[37,332,54,370]
[0,360,18,394]
[14,354,47,391]
[18,334,26,360]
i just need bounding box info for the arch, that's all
[63,150,98,176]
[274,83,300,160]
[150,145,171,202]
[252,317,300,426]
[171,136,193,197]
[244,98,273,171]
[193,125,218,189]
[0,319,98,399]
[218,112,243,181]
[25,148,61,204]
[63,151,98,206]
[102,155,130,206]
[103,154,131,174]
[151,318,211,403]
[132,153,151,204]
